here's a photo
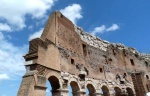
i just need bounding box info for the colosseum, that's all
[17,11,150,96]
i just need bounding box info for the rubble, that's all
[74,25,150,60]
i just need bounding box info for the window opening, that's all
[99,68,103,73]
[71,58,75,64]
[146,75,149,79]
[113,49,116,55]
[130,59,135,66]
[82,44,87,56]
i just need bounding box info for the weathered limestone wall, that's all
[18,11,150,96]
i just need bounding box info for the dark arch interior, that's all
[126,87,134,96]
[102,85,110,96]
[114,87,121,96]
[70,81,80,96]
[87,84,96,95]
[48,76,60,91]
[70,81,80,92]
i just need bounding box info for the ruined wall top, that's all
[74,25,150,60]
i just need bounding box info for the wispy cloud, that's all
[91,25,106,35]
[28,28,43,41]
[0,0,57,30]
[0,0,57,81]
[106,24,119,32]
[60,4,82,24]
[91,24,119,36]
[0,74,9,81]
[0,23,12,32]
[0,33,27,79]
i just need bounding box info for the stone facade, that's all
[17,11,150,96]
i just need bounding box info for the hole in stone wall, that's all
[145,61,149,68]
[71,58,75,64]
[113,49,116,55]
[82,44,87,56]
[99,68,103,73]
[79,74,85,81]
[108,58,112,62]
[124,73,127,77]
[130,59,135,66]
[60,14,63,18]
[120,81,124,84]
[123,49,127,56]
[146,75,149,79]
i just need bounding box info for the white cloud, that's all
[28,25,33,30]
[28,28,43,41]
[0,23,12,32]
[106,24,119,32]
[91,24,119,36]
[60,4,82,24]
[0,74,9,80]
[0,35,28,79]
[0,0,57,30]
[91,25,106,36]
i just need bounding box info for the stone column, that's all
[17,70,38,96]
[93,93,101,96]
[52,89,69,96]
[93,90,102,96]
[34,75,47,96]
[73,91,86,96]
[34,86,47,96]
[109,88,115,96]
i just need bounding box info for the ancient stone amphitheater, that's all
[17,11,150,96]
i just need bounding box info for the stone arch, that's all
[68,77,81,89]
[86,83,96,96]
[70,81,80,96]
[86,80,96,96]
[101,85,110,96]
[126,87,134,96]
[48,76,60,90]
[114,86,121,96]
[68,77,81,96]
[45,70,62,87]
[47,76,61,95]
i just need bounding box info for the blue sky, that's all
[0,0,150,96]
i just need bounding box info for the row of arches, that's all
[46,76,134,96]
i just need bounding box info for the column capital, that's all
[34,85,47,90]
[52,89,69,96]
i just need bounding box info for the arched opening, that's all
[47,76,60,95]
[126,87,134,96]
[114,87,121,96]
[70,81,80,96]
[46,81,52,95]
[101,85,110,96]
[86,84,96,96]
